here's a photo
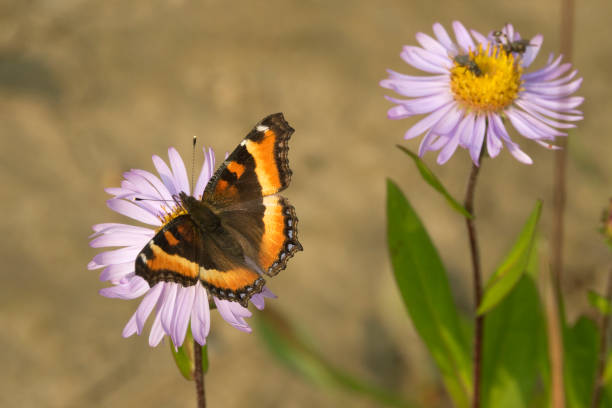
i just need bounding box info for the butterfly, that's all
[135,113,302,307]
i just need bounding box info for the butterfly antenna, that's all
[191,135,197,195]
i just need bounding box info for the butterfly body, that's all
[135,113,302,306]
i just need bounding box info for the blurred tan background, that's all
[1,0,611,407]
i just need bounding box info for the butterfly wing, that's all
[202,112,302,280]
[135,213,265,306]
[135,214,200,287]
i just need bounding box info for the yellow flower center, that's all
[156,203,187,231]
[450,44,523,113]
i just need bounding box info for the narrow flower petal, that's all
[99,262,134,282]
[136,282,164,334]
[106,199,161,226]
[93,246,141,266]
[122,312,138,338]
[468,115,486,164]
[90,232,150,248]
[172,285,196,347]
[130,169,173,201]
[415,32,448,56]
[432,22,457,54]
[152,155,179,196]
[168,147,190,195]
[159,283,178,334]
[521,34,543,68]
[99,276,149,300]
[452,21,476,52]
[149,311,165,347]
[404,101,455,139]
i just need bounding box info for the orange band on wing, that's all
[200,267,261,291]
[258,195,286,269]
[147,244,199,279]
[245,132,282,196]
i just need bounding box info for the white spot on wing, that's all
[256,125,269,132]
[240,140,248,146]
[139,253,147,262]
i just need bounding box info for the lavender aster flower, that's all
[381,22,584,164]
[88,147,276,348]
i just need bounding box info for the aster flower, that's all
[380,21,584,164]
[88,147,276,348]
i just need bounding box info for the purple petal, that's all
[418,130,438,156]
[514,102,577,129]
[172,285,196,347]
[159,283,178,334]
[521,34,543,68]
[404,101,455,139]
[522,56,564,81]
[490,114,533,164]
[90,223,154,238]
[452,21,476,52]
[136,282,164,334]
[99,276,149,300]
[99,262,134,282]
[194,147,214,199]
[191,283,210,345]
[90,232,150,248]
[470,29,488,46]
[381,80,450,98]
[92,246,141,266]
[250,293,265,310]
[152,155,179,196]
[515,98,583,122]
[400,47,451,74]
[385,93,453,117]
[459,113,476,147]
[485,114,503,158]
[521,93,584,112]
[122,312,138,338]
[415,32,448,56]
[131,169,173,201]
[430,104,463,135]
[106,199,161,226]
[168,147,190,195]
[149,311,165,347]
[469,115,486,164]
[507,108,566,139]
[214,297,251,332]
[432,22,458,54]
[384,70,448,82]
[437,116,468,164]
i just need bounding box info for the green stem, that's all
[464,162,483,408]
[194,340,206,408]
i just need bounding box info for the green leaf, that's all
[170,328,208,380]
[477,200,542,315]
[564,316,599,408]
[255,309,414,408]
[396,145,472,219]
[386,179,472,408]
[481,275,547,408]
[588,290,612,315]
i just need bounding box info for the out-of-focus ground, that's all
[1,1,611,407]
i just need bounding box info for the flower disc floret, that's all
[451,45,523,112]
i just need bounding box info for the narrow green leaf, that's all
[169,328,208,380]
[255,309,414,408]
[477,200,542,315]
[564,316,599,408]
[588,290,612,315]
[396,145,472,219]
[481,275,547,408]
[387,179,472,408]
